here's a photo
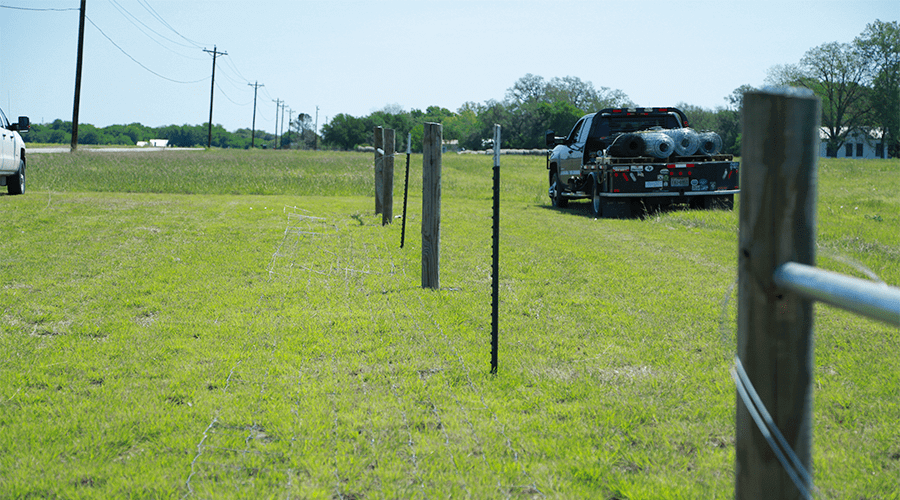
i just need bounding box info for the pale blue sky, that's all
[1,0,896,134]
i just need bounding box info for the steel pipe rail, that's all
[774,262,900,327]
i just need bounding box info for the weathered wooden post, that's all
[374,126,384,215]
[383,128,395,225]
[737,87,820,500]
[421,122,442,289]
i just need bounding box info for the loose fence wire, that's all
[731,357,817,499]
[181,205,553,497]
[364,227,480,497]
[415,292,545,497]
[183,207,332,497]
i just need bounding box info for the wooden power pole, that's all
[204,46,227,148]
[70,0,86,151]
[248,81,263,148]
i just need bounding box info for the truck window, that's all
[566,118,585,144]
[606,114,680,134]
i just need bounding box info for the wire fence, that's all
[178,207,553,498]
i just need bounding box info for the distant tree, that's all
[498,74,633,148]
[505,73,547,104]
[768,42,871,156]
[855,19,900,157]
[322,113,367,150]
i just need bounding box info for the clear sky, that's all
[1,0,896,135]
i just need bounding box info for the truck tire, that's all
[591,174,603,217]
[7,160,24,195]
[549,171,568,208]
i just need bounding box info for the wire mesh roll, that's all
[607,133,645,157]
[642,132,675,159]
[663,128,701,156]
[697,131,724,155]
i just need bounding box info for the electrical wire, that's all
[86,15,208,84]
[108,0,203,55]
[136,0,207,48]
[214,81,253,107]
[0,4,78,11]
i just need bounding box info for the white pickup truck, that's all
[0,107,30,195]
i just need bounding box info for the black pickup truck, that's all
[546,107,739,218]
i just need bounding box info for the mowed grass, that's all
[1,149,897,499]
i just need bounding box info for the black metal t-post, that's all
[401,132,411,248]
[491,124,501,374]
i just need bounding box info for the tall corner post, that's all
[736,88,821,500]
[421,122,442,290]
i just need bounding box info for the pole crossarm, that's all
[774,262,900,327]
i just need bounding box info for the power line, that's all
[86,15,208,84]
[108,0,202,54]
[135,0,207,49]
[222,56,250,84]
[0,4,78,11]
[214,80,252,107]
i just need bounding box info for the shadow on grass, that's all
[536,200,706,220]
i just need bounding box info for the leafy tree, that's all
[855,19,900,157]
[768,42,871,156]
[322,113,367,150]
[505,73,547,104]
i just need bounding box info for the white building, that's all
[819,128,889,159]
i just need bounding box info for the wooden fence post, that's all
[421,122,442,289]
[374,126,384,215]
[383,128,395,225]
[737,88,820,499]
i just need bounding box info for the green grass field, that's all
[1,149,898,499]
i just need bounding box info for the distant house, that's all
[149,139,169,148]
[819,128,888,159]
[442,139,459,154]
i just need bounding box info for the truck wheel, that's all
[549,171,568,208]
[7,160,24,195]
[591,175,603,217]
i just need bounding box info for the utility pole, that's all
[286,107,293,148]
[279,103,286,149]
[314,106,319,151]
[272,98,281,149]
[70,0,86,151]
[204,45,227,148]
[248,81,263,148]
